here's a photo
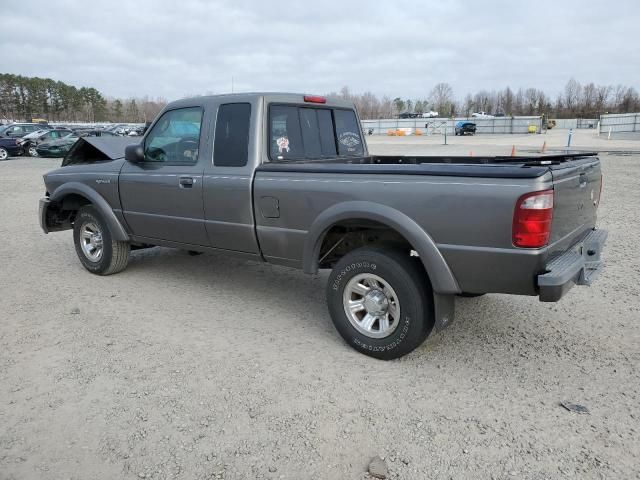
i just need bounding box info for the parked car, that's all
[455,121,476,135]
[0,137,22,160]
[18,128,73,156]
[35,135,79,158]
[39,93,607,360]
[398,112,439,119]
[35,129,117,158]
[75,129,117,138]
[15,129,50,142]
[0,123,50,139]
[103,124,145,136]
[471,111,494,118]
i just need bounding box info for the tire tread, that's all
[74,205,130,275]
[327,245,434,360]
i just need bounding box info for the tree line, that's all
[0,73,167,123]
[331,79,640,120]
[2,73,639,123]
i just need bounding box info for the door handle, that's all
[179,177,194,188]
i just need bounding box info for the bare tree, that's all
[502,87,514,115]
[581,83,597,116]
[379,96,393,118]
[429,83,454,116]
[461,94,473,117]
[564,78,582,116]
[322,78,640,121]
[595,85,611,114]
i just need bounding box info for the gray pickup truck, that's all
[40,93,607,359]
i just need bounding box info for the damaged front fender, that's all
[41,182,129,241]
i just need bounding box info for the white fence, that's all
[361,116,542,135]
[598,113,640,134]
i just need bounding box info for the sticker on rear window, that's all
[276,136,290,153]
[338,132,361,151]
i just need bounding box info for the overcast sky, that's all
[2,0,638,101]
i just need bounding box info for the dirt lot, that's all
[1,142,639,479]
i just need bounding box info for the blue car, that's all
[0,137,22,160]
[455,121,476,136]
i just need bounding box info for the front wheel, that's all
[0,147,8,160]
[327,246,434,360]
[28,144,39,157]
[73,205,130,275]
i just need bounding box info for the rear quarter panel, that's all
[253,170,553,294]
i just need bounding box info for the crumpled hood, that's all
[62,137,139,166]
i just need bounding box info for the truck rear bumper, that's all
[537,229,608,302]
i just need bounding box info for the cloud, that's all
[1,0,638,100]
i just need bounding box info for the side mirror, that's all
[125,144,144,163]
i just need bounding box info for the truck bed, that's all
[257,152,598,179]
[254,151,602,296]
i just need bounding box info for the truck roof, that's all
[166,92,355,110]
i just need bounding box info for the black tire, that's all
[73,205,130,275]
[327,246,434,360]
[0,147,8,161]
[27,143,38,157]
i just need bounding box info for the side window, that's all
[317,109,338,157]
[299,108,322,158]
[144,107,203,164]
[213,103,251,167]
[334,109,364,156]
[299,108,337,158]
[270,106,303,160]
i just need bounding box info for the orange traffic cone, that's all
[510,145,517,157]
[541,141,547,153]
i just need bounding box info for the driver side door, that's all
[119,106,210,246]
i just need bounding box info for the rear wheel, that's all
[0,147,8,160]
[327,246,434,360]
[73,205,130,275]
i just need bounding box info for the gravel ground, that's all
[0,150,638,480]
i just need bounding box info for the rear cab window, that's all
[269,105,362,161]
[214,103,251,167]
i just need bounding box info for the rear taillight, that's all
[512,189,554,248]
[303,95,326,104]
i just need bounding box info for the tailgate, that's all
[549,156,602,249]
